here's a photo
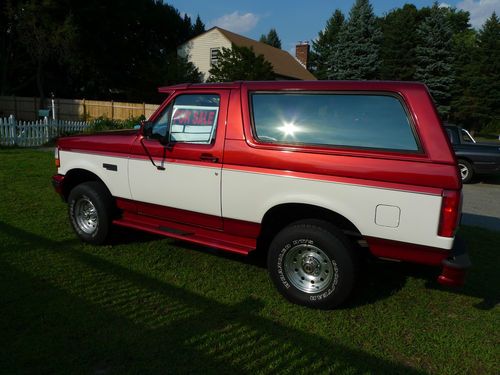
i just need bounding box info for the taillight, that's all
[438,190,462,237]
[55,147,60,168]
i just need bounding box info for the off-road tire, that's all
[267,219,358,309]
[68,181,113,245]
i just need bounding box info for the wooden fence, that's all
[0,116,88,147]
[0,96,160,121]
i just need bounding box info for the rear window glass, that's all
[251,93,419,151]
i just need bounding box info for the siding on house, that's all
[178,29,232,81]
[178,27,316,82]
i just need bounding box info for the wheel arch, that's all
[61,168,110,201]
[257,203,362,251]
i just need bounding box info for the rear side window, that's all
[251,93,419,152]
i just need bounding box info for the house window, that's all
[210,48,220,66]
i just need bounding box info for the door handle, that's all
[200,153,219,163]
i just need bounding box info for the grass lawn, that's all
[0,148,498,374]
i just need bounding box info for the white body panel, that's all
[222,169,452,250]
[58,151,132,199]
[128,158,222,217]
[59,150,451,250]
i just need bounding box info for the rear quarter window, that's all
[251,93,419,152]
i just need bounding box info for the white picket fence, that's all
[0,116,88,147]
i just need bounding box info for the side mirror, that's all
[159,131,171,146]
[142,121,153,138]
[142,120,170,146]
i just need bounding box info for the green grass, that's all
[475,136,500,144]
[0,148,498,374]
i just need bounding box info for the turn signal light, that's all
[55,147,60,168]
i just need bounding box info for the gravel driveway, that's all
[461,175,500,231]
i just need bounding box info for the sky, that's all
[168,0,500,54]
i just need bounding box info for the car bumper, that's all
[437,236,471,287]
[52,174,65,199]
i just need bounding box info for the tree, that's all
[472,12,500,130]
[1,0,202,103]
[259,28,282,49]
[415,3,455,117]
[445,7,481,128]
[0,0,24,95]
[309,9,345,79]
[191,15,205,37]
[16,0,77,104]
[331,0,382,80]
[208,45,275,82]
[380,4,420,80]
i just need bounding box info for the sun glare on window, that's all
[278,121,300,137]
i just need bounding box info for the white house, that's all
[177,27,316,81]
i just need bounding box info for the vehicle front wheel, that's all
[267,219,358,309]
[458,159,474,184]
[68,181,113,245]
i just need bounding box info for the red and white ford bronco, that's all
[52,81,470,308]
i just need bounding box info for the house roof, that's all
[183,27,316,81]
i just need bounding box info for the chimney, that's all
[295,42,310,69]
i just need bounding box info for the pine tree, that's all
[380,4,419,80]
[331,0,382,80]
[310,9,344,79]
[473,12,500,130]
[415,3,455,117]
[448,28,480,128]
[259,28,282,49]
[191,15,205,37]
[208,45,275,82]
[446,8,480,128]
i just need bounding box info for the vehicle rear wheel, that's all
[458,159,474,184]
[267,219,358,309]
[68,181,113,244]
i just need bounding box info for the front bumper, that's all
[52,174,65,199]
[437,236,471,287]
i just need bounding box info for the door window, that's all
[151,94,220,144]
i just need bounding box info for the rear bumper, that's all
[366,235,471,287]
[437,236,471,287]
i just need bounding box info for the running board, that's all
[158,226,193,236]
[112,216,254,256]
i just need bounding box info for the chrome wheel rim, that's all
[459,163,469,181]
[284,244,334,293]
[74,196,98,234]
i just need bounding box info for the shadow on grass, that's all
[168,237,499,312]
[425,227,500,310]
[0,221,426,374]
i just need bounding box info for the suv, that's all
[52,81,470,309]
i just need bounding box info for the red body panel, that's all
[57,129,138,154]
[114,198,258,255]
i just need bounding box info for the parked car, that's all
[52,81,470,309]
[444,124,500,183]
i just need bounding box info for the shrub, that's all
[480,120,500,135]
[86,115,145,133]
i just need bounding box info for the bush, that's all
[86,115,145,133]
[480,120,500,135]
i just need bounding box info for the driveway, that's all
[461,175,500,231]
